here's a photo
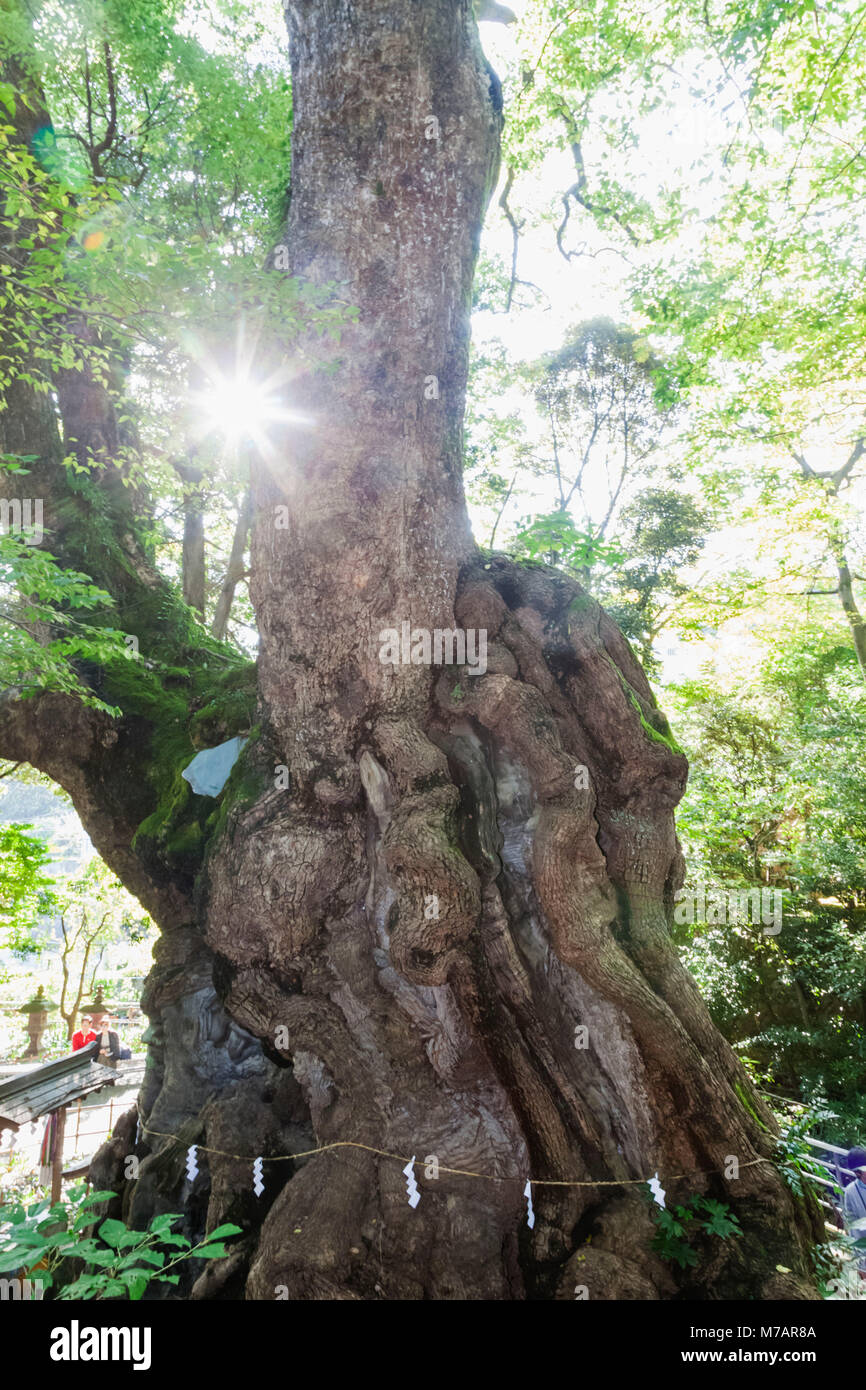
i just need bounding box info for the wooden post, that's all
[50,1106,67,1206]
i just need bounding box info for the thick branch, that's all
[0,690,193,927]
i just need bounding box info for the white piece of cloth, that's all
[181,737,247,797]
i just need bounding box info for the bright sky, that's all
[476,4,734,356]
[182,0,861,688]
[473,7,863,685]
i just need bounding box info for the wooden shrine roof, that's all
[0,1041,117,1132]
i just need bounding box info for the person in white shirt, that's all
[842,1147,866,1277]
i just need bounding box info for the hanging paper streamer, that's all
[253,1156,265,1197]
[524,1179,535,1229]
[403,1156,420,1209]
[185,1145,199,1183]
[648,1172,666,1209]
[134,1118,141,1147]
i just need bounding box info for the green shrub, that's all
[646,1188,741,1270]
[0,1184,241,1300]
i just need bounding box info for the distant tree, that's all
[603,487,710,673]
[0,821,53,961]
[511,319,678,588]
[533,319,673,515]
[56,860,152,1041]
[669,628,866,1142]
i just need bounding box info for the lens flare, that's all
[191,368,310,454]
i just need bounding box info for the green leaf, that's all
[149,1213,183,1236]
[81,1248,119,1268]
[98,1278,129,1298]
[204,1223,243,1241]
[116,1229,149,1249]
[77,1190,120,1207]
[117,1249,164,1270]
[56,1275,104,1300]
[97,1218,129,1249]
[701,1210,741,1238]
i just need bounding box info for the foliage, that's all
[602,487,711,671]
[0,0,355,688]
[645,1187,742,1270]
[774,1105,840,1199]
[0,528,129,713]
[511,508,626,576]
[509,320,677,580]
[482,0,866,686]
[668,626,866,1143]
[812,1222,866,1301]
[0,1183,241,1300]
[0,820,53,957]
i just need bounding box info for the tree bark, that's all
[3,0,820,1299]
[174,460,207,618]
[171,0,817,1299]
[211,491,250,641]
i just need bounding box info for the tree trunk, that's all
[127,0,817,1300]
[211,491,250,641]
[3,0,820,1299]
[834,552,866,685]
[177,462,207,618]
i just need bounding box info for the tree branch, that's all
[555,101,643,249]
[0,689,192,928]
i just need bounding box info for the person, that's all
[71,1014,96,1051]
[842,1147,866,1277]
[93,1013,121,1068]
[842,1148,866,1210]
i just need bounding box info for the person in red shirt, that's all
[71,1014,96,1051]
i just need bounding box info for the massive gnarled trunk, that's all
[1,1,820,1299]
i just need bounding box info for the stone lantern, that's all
[79,984,109,1018]
[19,985,56,1058]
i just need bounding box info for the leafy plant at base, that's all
[0,1184,241,1300]
[645,1188,742,1270]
